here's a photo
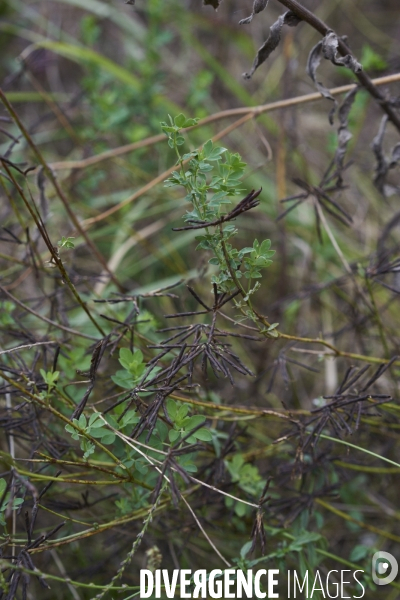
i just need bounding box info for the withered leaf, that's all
[243,11,301,79]
[323,32,362,73]
[372,115,388,193]
[306,39,337,123]
[372,115,400,196]
[239,0,269,25]
[307,32,362,124]
[392,143,400,164]
[203,0,222,9]
[333,86,358,185]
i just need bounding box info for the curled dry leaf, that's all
[372,115,400,196]
[306,39,337,123]
[243,11,301,79]
[333,87,358,186]
[307,31,362,124]
[323,32,362,73]
[239,0,269,25]
[203,0,222,9]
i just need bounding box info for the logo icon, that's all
[372,551,398,585]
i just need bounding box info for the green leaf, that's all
[174,113,187,128]
[169,429,180,442]
[89,413,101,427]
[238,247,253,257]
[90,427,107,438]
[208,147,227,160]
[202,139,213,157]
[185,435,197,443]
[119,347,134,364]
[104,415,118,429]
[135,460,149,475]
[121,410,140,427]
[209,257,220,265]
[350,545,369,562]
[182,151,198,160]
[183,117,199,127]
[193,428,212,441]
[184,415,206,430]
[132,349,144,364]
[161,124,176,133]
[155,420,168,442]
[166,399,177,420]
[260,239,271,253]
[83,442,95,460]
[100,432,116,445]
[176,404,189,422]
[290,531,322,551]
[111,371,135,389]
[65,424,79,440]
[119,348,144,371]
[240,541,253,559]
[235,501,247,517]
[198,162,213,172]
[210,191,228,203]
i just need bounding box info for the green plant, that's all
[39,369,60,402]
[2,1,400,597]
[162,114,275,305]
[111,348,148,389]
[166,398,212,443]
[57,236,75,250]
[0,479,23,527]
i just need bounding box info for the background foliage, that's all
[0,0,400,598]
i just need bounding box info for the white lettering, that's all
[140,570,153,598]
[180,570,192,598]
[209,569,223,599]
[237,569,253,598]
[293,571,309,597]
[326,570,339,598]
[192,569,207,599]
[155,570,161,598]
[311,571,326,598]
[163,570,179,599]
[340,570,351,599]
[353,570,365,598]
[268,569,279,598]
[224,569,236,598]
[254,569,266,599]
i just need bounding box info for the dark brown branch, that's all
[275,0,400,133]
[172,188,261,231]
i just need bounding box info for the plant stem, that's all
[275,0,400,133]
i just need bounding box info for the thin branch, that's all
[275,0,400,132]
[33,74,400,173]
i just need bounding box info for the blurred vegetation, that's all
[0,0,400,598]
